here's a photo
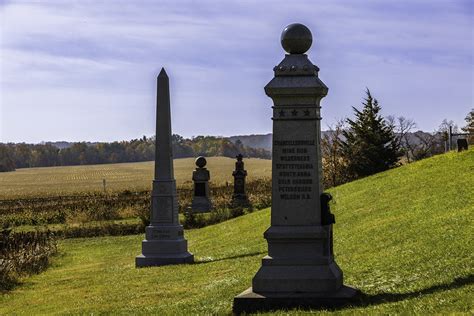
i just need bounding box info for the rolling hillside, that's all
[0,149,472,314]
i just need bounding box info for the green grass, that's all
[0,157,271,198]
[1,149,473,314]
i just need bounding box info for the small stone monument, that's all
[191,156,212,213]
[457,138,468,152]
[231,154,249,206]
[136,68,193,267]
[233,23,358,313]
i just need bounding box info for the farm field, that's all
[0,149,473,314]
[0,157,271,199]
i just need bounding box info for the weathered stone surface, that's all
[136,68,193,267]
[233,23,357,312]
[457,138,468,151]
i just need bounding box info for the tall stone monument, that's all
[136,68,194,267]
[233,23,357,313]
[231,154,249,206]
[191,156,212,213]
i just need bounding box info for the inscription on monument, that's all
[152,229,171,239]
[155,182,172,195]
[274,140,315,200]
[154,197,173,223]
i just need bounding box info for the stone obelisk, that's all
[136,68,194,267]
[233,23,357,313]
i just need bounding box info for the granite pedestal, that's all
[233,23,358,313]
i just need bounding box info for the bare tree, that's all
[405,120,450,160]
[387,116,417,163]
[437,119,459,151]
[321,119,349,188]
[409,132,444,160]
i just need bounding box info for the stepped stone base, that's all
[135,225,194,267]
[233,285,359,314]
[136,252,194,267]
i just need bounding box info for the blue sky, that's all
[0,0,472,143]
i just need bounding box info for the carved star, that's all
[304,109,310,116]
[291,109,298,116]
[279,110,285,117]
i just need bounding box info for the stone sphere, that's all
[280,23,312,54]
[195,156,207,168]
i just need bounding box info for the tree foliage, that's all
[0,135,271,171]
[462,108,474,144]
[340,89,401,179]
[0,145,16,172]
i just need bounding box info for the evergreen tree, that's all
[462,108,474,144]
[340,89,401,179]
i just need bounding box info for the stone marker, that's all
[136,68,193,267]
[191,156,212,213]
[233,23,358,313]
[457,138,468,152]
[231,154,249,206]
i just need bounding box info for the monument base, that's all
[136,225,194,267]
[233,285,359,314]
[136,252,194,267]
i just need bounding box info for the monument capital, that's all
[266,28,328,108]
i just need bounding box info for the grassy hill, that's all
[1,149,473,314]
[0,157,271,198]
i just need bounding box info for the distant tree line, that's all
[0,135,271,172]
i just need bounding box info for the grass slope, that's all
[0,157,271,198]
[1,149,473,314]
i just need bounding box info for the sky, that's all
[0,0,473,143]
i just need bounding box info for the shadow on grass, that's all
[232,274,473,314]
[354,274,474,308]
[194,251,266,265]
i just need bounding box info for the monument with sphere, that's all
[191,156,212,213]
[233,23,358,313]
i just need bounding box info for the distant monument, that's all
[457,138,468,152]
[191,156,212,213]
[231,154,249,206]
[136,68,193,267]
[233,23,358,313]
